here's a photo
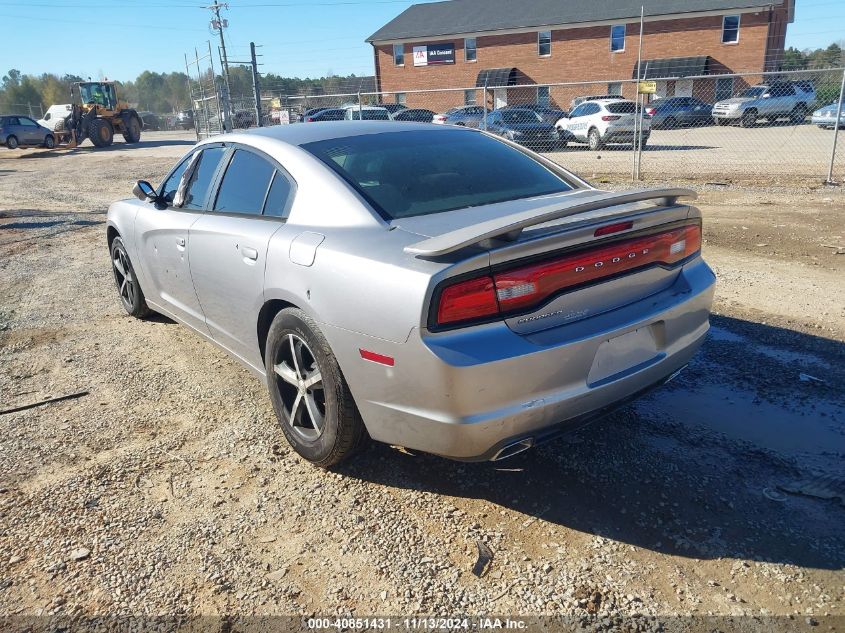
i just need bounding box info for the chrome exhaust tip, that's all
[491,438,534,461]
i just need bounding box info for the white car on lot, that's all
[343,105,393,121]
[37,104,72,133]
[555,99,650,151]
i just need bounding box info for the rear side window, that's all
[213,149,275,215]
[182,146,226,210]
[302,129,574,219]
[263,171,295,218]
[607,102,636,114]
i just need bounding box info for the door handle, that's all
[241,246,258,261]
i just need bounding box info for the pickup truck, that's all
[712,81,815,127]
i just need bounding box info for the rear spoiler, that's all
[404,187,697,259]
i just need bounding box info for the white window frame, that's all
[464,89,477,106]
[722,15,740,44]
[538,31,552,57]
[610,24,626,52]
[396,92,407,106]
[393,43,404,66]
[464,37,477,62]
[607,82,623,96]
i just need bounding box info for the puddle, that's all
[639,382,845,472]
[708,325,831,369]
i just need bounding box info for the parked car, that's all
[570,94,622,110]
[0,114,56,149]
[712,82,815,127]
[812,100,845,129]
[37,104,72,132]
[344,106,392,121]
[484,108,559,150]
[176,110,194,130]
[501,104,569,125]
[556,99,650,150]
[304,108,346,123]
[376,103,408,116]
[233,109,257,129]
[433,105,486,128]
[645,96,713,129]
[108,121,714,466]
[137,111,161,131]
[393,108,436,123]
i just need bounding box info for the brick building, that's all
[366,0,794,111]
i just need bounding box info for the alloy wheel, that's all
[112,247,137,311]
[273,334,326,441]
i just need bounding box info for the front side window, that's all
[302,130,574,220]
[537,86,550,107]
[722,15,740,43]
[213,149,275,215]
[464,89,477,106]
[181,146,226,210]
[465,37,477,62]
[538,31,551,56]
[610,25,626,52]
[159,152,195,204]
[393,44,404,65]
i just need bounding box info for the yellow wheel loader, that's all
[60,81,142,149]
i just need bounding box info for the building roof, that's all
[367,0,788,43]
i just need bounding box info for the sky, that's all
[0,0,842,83]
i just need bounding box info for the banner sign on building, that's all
[412,43,455,66]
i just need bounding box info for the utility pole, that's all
[250,42,262,127]
[206,2,232,131]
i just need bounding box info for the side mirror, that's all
[762,93,771,99]
[133,180,158,203]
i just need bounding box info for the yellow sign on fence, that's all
[638,81,657,94]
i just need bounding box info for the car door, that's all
[563,105,586,140]
[18,117,42,144]
[188,146,294,369]
[133,145,227,332]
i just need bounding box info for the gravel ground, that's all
[0,132,843,631]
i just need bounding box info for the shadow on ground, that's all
[336,315,845,571]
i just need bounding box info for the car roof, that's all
[344,105,388,110]
[223,121,473,148]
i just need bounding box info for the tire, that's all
[587,127,603,151]
[789,104,807,125]
[640,135,649,149]
[43,135,55,149]
[88,118,114,147]
[6,135,18,149]
[122,115,141,143]
[663,116,677,129]
[740,109,757,128]
[715,118,729,126]
[110,236,151,319]
[264,308,368,467]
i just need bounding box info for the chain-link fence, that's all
[0,103,45,119]
[247,66,845,186]
[185,46,226,140]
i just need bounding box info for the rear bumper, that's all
[604,130,650,143]
[332,259,715,461]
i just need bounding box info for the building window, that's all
[607,82,623,96]
[393,44,404,66]
[464,89,477,105]
[536,86,550,107]
[715,77,734,101]
[610,24,626,52]
[538,31,551,57]
[465,37,477,62]
[396,92,407,106]
[722,15,740,43]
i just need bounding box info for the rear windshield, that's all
[349,109,390,120]
[302,130,574,219]
[502,110,542,124]
[606,102,636,114]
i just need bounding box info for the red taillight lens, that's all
[601,115,621,121]
[433,224,701,328]
[646,108,656,116]
[437,275,499,325]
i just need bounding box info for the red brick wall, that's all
[374,11,781,110]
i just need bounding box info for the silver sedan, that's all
[107,122,715,466]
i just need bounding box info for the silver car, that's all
[0,114,56,149]
[107,122,715,466]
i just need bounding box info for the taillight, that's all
[436,275,498,325]
[601,115,621,121]
[433,224,701,328]
[646,108,656,116]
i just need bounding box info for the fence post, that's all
[826,66,845,185]
[357,91,362,120]
[250,42,262,127]
[185,53,199,141]
[483,78,489,130]
[633,5,644,182]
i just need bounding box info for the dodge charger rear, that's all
[107,122,714,466]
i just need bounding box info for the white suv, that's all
[556,99,651,150]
